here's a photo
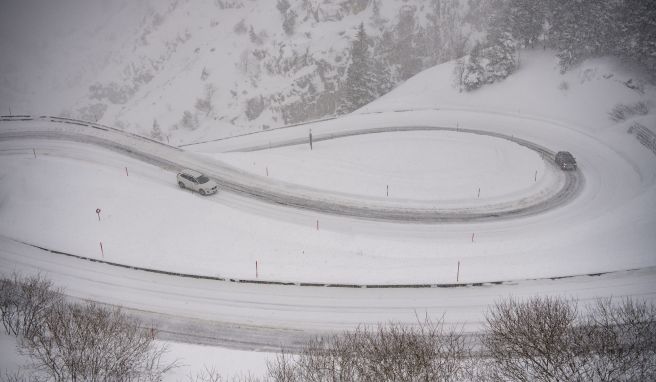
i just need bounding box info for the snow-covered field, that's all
[214,130,551,204]
[1,49,655,378]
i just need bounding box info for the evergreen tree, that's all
[485,3,517,80]
[249,26,262,45]
[614,0,656,75]
[276,0,290,15]
[372,56,393,96]
[463,43,485,91]
[394,5,422,80]
[427,0,468,64]
[338,23,377,114]
[508,0,543,48]
[483,33,517,83]
[282,9,297,35]
[150,119,162,141]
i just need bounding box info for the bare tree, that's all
[577,298,656,381]
[19,301,176,382]
[483,296,581,382]
[0,273,63,337]
[483,296,656,382]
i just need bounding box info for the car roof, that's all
[180,169,203,178]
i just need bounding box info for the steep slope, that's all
[1,0,476,145]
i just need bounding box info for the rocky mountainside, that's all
[1,0,477,143]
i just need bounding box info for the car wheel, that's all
[179,181,185,189]
[200,189,206,196]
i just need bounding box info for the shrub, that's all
[19,302,176,381]
[267,316,472,381]
[609,102,649,122]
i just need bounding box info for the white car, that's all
[177,169,218,195]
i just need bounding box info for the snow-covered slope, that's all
[362,49,656,133]
[0,0,474,145]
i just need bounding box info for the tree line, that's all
[340,0,655,109]
[458,0,655,91]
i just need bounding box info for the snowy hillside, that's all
[362,49,656,133]
[0,0,475,145]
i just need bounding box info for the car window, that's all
[197,175,210,184]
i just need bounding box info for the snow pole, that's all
[316,219,319,231]
[125,167,129,177]
[256,261,258,278]
[386,185,389,197]
[33,148,36,159]
[534,170,537,182]
[471,233,475,243]
[457,261,460,283]
[99,242,104,258]
[477,187,480,198]
[266,166,269,177]
[309,129,313,150]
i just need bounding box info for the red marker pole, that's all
[99,242,104,257]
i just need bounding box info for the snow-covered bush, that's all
[267,317,473,381]
[233,19,248,35]
[462,44,486,91]
[215,0,244,9]
[245,96,266,120]
[457,39,516,92]
[20,302,176,381]
[181,110,199,130]
[609,102,649,122]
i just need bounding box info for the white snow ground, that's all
[1,50,655,377]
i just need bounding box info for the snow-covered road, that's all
[2,235,654,351]
[1,110,655,349]
[0,116,581,223]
